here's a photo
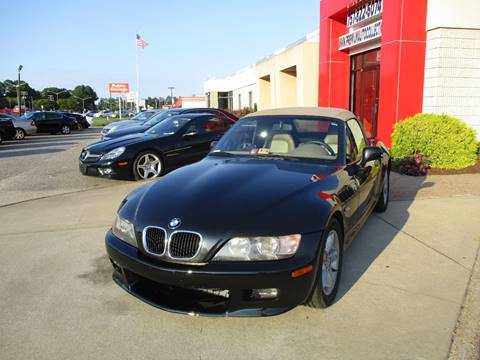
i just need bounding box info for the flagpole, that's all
[135,35,140,113]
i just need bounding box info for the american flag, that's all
[136,34,149,49]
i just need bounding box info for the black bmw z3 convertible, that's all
[106,107,391,317]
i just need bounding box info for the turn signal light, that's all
[291,265,313,278]
[117,161,128,166]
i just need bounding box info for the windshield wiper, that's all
[252,154,300,161]
[209,150,237,157]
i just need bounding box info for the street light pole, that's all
[17,65,23,115]
[168,86,175,106]
[47,90,69,109]
[71,94,91,113]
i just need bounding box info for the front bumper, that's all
[79,159,132,180]
[105,231,319,317]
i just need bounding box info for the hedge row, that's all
[391,113,478,169]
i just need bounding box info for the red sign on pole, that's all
[108,83,129,93]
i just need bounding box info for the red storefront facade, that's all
[318,0,428,146]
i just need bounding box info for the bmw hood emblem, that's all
[168,218,181,229]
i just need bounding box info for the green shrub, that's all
[391,113,478,169]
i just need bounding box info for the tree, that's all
[41,87,70,100]
[97,97,118,111]
[145,97,165,109]
[3,79,40,99]
[164,96,178,106]
[71,85,98,110]
[33,98,53,111]
[57,98,78,111]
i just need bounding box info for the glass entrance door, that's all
[350,49,380,139]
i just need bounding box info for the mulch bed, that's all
[428,160,480,175]
[392,160,480,176]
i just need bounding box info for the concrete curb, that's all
[448,239,480,360]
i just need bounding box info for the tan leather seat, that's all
[270,134,295,153]
[324,134,338,153]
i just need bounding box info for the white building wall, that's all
[182,100,206,109]
[426,0,480,31]
[423,0,480,138]
[233,84,257,110]
[204,65,257,110]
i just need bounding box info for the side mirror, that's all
[360,146,383,167]
[210,140,218,149]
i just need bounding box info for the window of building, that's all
[238,94,242,109]
[248,91,253,109]
[218,91,233,110]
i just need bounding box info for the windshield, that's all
[131,111,157,122]
[210,116,341,162]
[143,110,180,127]
[146,116,190,137]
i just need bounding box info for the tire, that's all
[14,128,26,140]
[78,123,84,130]
[0,132,3,145]
[374,171,389,212]
[306,218,343,308]
[60,125,71,135]
[132,151,163,181]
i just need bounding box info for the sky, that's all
[1,0,319,99]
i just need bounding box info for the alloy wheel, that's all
[14,129,25,140]
[61,125,71,134]
[136,153,162,180]
[322,229,340,296]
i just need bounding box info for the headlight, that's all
[212,234,301,261]
[101,146,125,160]
[112,214,137,247]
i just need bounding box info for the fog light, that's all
[250,288,279,300]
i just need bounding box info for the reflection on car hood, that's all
[87,133,156,152]
[104,119,141,130]
[127,157,340,237]
[103,125,149,139]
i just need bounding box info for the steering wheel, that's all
[303,141,336,156]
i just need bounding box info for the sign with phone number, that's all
[347,0,383,28]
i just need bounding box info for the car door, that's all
[338,128,361,234]
[161,119,202,168]
[45,112,63,132]
[32,113,48,132]
[346,118,379,224]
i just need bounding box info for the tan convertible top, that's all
[243,107,356,121]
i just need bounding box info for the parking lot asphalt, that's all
[0,128,130,207]
[0,162,479,359]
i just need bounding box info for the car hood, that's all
[104,119,141,131]
[87,133,156,152]
[122,157,341,238]
[103,125,149,139]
